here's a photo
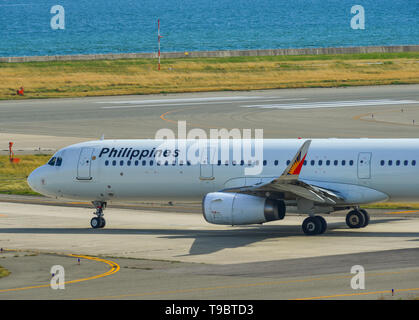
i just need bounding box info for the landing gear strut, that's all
[302,216,327,235]
[91,201,107,229]
[346,208,370,228]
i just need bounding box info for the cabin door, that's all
[77,147,94,180]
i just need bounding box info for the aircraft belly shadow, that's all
[0,218,416,256]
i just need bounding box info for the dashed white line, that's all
[242,99,419,109]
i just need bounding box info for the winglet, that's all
[281,140,311,177]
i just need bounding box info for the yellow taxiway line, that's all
[84,268,419,300]
[296,287,419,300]
[384,210,419,215]
[0,252,120,294]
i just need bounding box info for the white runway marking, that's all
[97,96,267,104]
[101,98,306,109]
[242,99,419,109]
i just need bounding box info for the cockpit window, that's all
[55,157,62,166]
[48,157,56,166]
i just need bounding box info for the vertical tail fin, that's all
[281,140,311,177]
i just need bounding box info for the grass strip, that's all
[1,52,418,100]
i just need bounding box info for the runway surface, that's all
[1,85,419,153]
[0,201,419,299]
[1,85,419,300]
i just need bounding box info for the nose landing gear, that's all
[91,201,107,229]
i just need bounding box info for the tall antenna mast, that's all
[157,19,162,71]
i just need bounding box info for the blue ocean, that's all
[0,0,418,57]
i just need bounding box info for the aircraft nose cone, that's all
[27,168,43,193]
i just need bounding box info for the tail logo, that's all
[287,151,307,175]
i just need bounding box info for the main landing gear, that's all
[91,201,107,229]
[346,208,370,229]
[301,208,370,235]
[302,216,327,235]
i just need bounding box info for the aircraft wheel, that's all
[346,210,365,229]
[91,217,101,229]
[302,216,322,235]
[99,217,106,228]
[359,209,370,227]
[316,216,327,234]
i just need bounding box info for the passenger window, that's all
[274,160,278,166]
[240,160,245,166]
[380,160,384,166]
[105,160,109,166]
[310,160,315,166]
[127,160,131,166]
[112,160,116,166]
[404,160,408,166]
[48,157,56,166]
[142,160,146,166]
[396,160,400,166]
[135,160,139,166]
[388,160,392,166]
[149,160,154,166]
[120,160,124,166]
[334,160,338,166]
[318,160,322,166]
[349,160,354,166]
[304,160,307,166]
[412,160,416,166]
[263,160,267,166]
[342,160,346,166]
[326,160,330,166]
[286,160,291,165]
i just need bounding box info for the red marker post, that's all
[9,142,20,163]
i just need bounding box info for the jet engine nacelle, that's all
[202,192,285,225]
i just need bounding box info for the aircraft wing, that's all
[222,140,344,205]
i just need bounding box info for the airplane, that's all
[26,138,418,235]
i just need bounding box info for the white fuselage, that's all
[27,139,419,204]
